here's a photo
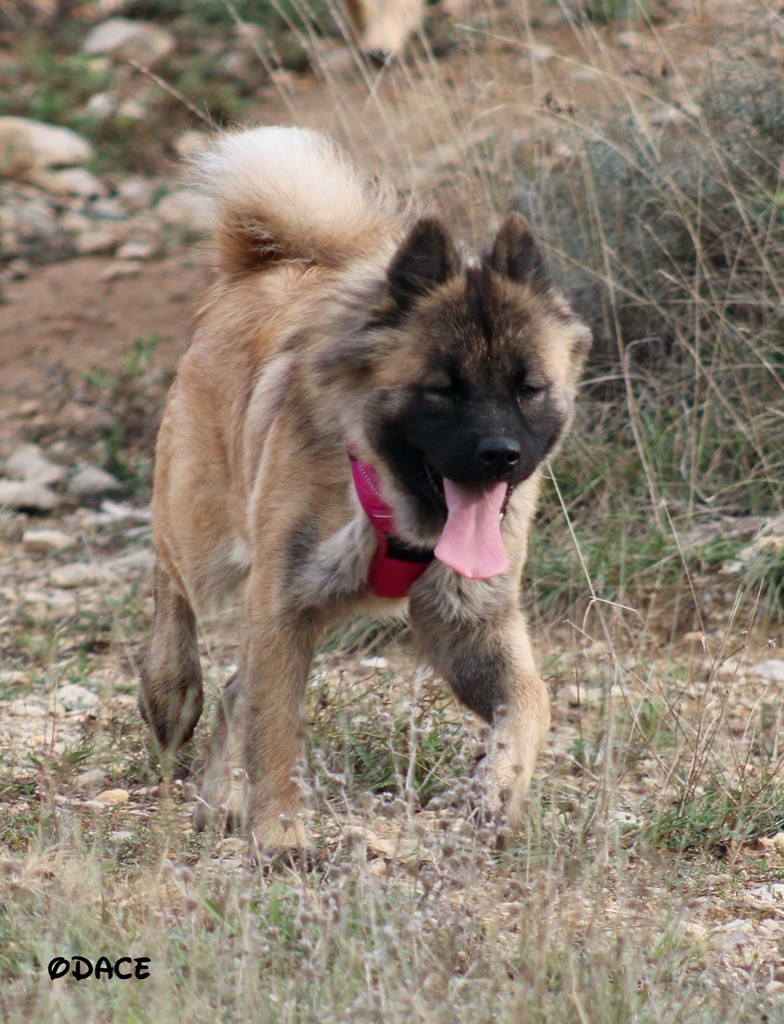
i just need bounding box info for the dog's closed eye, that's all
[516,378,548,401]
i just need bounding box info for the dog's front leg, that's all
[410,581,550,832]
[479,617,550,831]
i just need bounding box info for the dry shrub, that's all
[519,61,783,520]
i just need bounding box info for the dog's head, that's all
[316,213,591,567]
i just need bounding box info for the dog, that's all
[342,0,426,61]
[139,125,591,858]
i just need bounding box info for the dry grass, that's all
[1,0,784,1020]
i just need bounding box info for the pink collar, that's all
[347,448,434,598]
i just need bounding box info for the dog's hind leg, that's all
[139,558,204,755]
[194,671,245,832]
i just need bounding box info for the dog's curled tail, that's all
[194,125,400,276]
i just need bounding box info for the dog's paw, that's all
[464,753,530,843]
[248,812,312,865]
[252,843,322,872]
[194,767,246,833]
[193,800,243,834]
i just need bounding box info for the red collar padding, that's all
[348,449,433,598]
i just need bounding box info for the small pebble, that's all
[93,788,130,805]
[99,260,142,281]
[69,465,122,498]
[116,239,156,261]
[57,682,99,711]
[23,529,75,554]
[0,479,60,512]
[50,563,99,588]
[74,768,106,792]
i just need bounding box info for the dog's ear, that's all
[488,212,549,291]
[388,218,460,308]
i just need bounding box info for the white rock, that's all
[155,189,214,234]
[99,259,141,281]
[0,117,93,172]
[12,203,59,241]
[711,918,755,949]
[57,682,99,711]
[0,670,27,686]
[96,0,131,14]
[746,882,784,904]
[616,30,649,49]
[7,699,46,718]
[753,660,784,683]
[74,767,107,791]
[59,211,93,233]
[99,499,151,522]
[360,656,389,670]
[83,18,175,67]
[719,559,744,575]
[526,44,554,62]
[115,239,157,260]
[564,684,604,706]
[69,465,122,498]
[27,167,105,198]
[0,479,60,512]
[93,787,130,805]
[4,443,65,486]
[107,549,155,572]
[116,176,154,208]
[85,91,117,120]
[90,197,127,220]
[117,98,148,120]
[23,529,75,553]
[74,229,118,256]
[50,563,99,588]
[757,832,784,855]
[21,588,78,620]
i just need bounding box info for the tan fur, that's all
[341,0,426,59]
[140,126,590,858]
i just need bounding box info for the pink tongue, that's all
[434,478,509,578]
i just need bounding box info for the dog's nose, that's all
[474,436,521,476]
[363,48,392,66]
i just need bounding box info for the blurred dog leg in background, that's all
[342,0,427,62]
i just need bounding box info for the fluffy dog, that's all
[140,126,591,857]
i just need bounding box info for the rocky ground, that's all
[1,449,783,1000]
